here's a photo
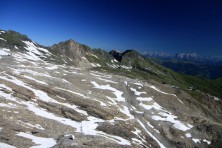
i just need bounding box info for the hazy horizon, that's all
[1,0,222,56]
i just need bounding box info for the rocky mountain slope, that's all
[0,29,222,148]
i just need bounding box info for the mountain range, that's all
[0,29,222,147]
[143,52,222,63]
[143,52,222,79]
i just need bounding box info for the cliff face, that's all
[50,39,92,67]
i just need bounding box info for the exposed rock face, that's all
[109,50,122,62]
[50,39,92,67]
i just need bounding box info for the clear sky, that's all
[1,0,222,56]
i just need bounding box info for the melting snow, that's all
[96,63,101,67]
[0,143,16,148]
[0,38,7,42]
[91,54,98,59]
[16,132,56,148]
[132,138,145,146]
[137,120,166,148]
[148,85,177,97]
[140,102,162,110]
[22,101,130,145]
[107,63,118,68]
[0,48,10,56]
[99,134,131,145]
[18,120,45,130]
[192,138,201,143]
[203,139,211,145]
[121,65,132,70]
[96,77,117,84]
[213,96,219,101]
[23,75,48,85]
[55,87,89,99]
[0,83,22,104]
[119,106,134,119]
[45,65,58,70]
[152,113,193,131]
[134,82,143,87]
[137,97,153,102]
[0,103,17,108]
[130,88,146,96]
[185,133,191,138]
[91,63,96,67]
[91,81,125,102]
[19,41,51,61]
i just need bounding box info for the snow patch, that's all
[16,132,56,148]
[119,105,134,119]
[137,120,166,148]
[91,81,125,102]
[45,65,58,70]
[152,113,193,131]
[96,77,117,84]
[0,38,7,42]
[91,54,98,59]
[18,120,45,130]
[130,88,146,96]
[192,138,201,143]
[134,82,143,87]
[203,139,211,145]
[55,87,89,99]
[213,96,219,101]
[0,48,10,56]
[185,133,191,138]
[137,97,153,102]
[0,103,17,108]
[0,143,16,148]
[140,102,162,110]
[148,85,177,97]
[23,75,48,85]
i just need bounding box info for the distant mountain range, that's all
[143,52,222,79]
[142,51,170,58]
[143,52,222,65]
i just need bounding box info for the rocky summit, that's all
[0,29,222,148]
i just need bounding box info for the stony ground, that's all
[0,41,221,148]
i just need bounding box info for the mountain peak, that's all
[50,39,92,67]
[175,52,199,60]
[66,39,76,44]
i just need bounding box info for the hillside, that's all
[0,29,222,147]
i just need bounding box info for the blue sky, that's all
[1,0,222,56]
